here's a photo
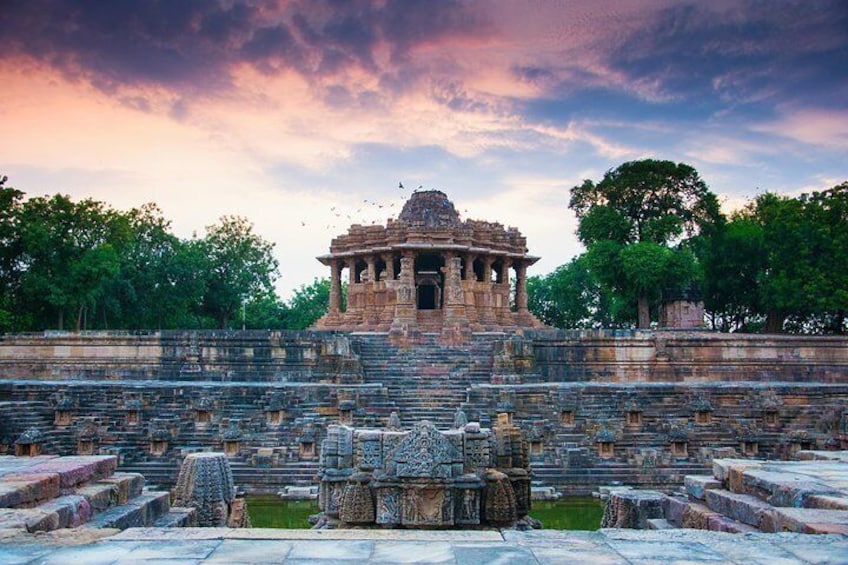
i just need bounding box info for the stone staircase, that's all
[664,452,848,534]
[354,333,500,428]
[0,455,194,532]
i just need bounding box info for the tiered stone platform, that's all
[0,455,193,533]
[1,330,847,496]
[1,527,847,564]
[662,451,848,534]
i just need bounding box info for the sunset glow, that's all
[3,0,846,296]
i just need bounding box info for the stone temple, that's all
[315,190,544,335]
[0,187,847,540]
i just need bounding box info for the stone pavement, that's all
[2,527,847,564]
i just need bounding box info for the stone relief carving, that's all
[316,419,535,529]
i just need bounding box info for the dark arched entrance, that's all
[414,253,444,310]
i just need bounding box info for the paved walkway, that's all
[2,527,847,564]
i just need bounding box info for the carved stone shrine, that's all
[315,418,535,529]
[314,190,545,335]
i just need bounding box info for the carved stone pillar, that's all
[384,254,395,280]
[366,256,376,283]
[463,254,476,281]
[483,257,495,283]
[390,252,418,339]
[442,255,471,341]
[515,261,528,311]
[500,258,512,287]
[329,259,342,314]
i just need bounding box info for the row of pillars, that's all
[327,251,529,314]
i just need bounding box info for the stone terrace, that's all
[2,527,847,564]
[667,451,848,534]
[0,455,193,533]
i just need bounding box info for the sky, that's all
[2,0,846,298]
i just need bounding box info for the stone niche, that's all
[315,419,535,529]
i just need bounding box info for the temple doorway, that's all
[415,253,444,310]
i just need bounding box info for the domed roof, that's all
[398,190,461,228]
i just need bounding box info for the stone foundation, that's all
[0,330,845,495]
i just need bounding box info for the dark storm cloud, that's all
[607,1,848,108]
[1,0,487,94]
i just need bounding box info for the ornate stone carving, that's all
[391,421,461,479]
[340,472,375,524]
[316,419,533,529]
[172,452,240,527]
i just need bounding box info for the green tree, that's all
[806,182,848,333]
[693,215,766,332]
[569,159,719,328]
[0,175,24,332]
[200,216,279,329]
[527,255,627,328]
[282,278,332,330]
[17,194,122,330]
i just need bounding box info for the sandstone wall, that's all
[0,330,846,494]
[0,330,362,382]
[529,329,848,383]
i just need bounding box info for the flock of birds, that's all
[299,183,468,232]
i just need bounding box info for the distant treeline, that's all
[3,164,846,335]
[528,160,848,334]
[0,174,331,332]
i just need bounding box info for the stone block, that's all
[803,494,848,510]
[741,468,838,507]
[705,514,758,533]
[74,483,117,513]
[646,518,673,530]
[771,507,848,534]
[602,490,666,529]
[85,491,170,530]
[684,475,721,501]
[680,501,719,530]
[704,489,775,531]
[0,507,50,530]
[153,506,197,528]
[663,495,687,527]
[22,456,117,489]
[95,472,145,504]
[25,495,91,532]
[0,473,60,508]
[712,458,760,489]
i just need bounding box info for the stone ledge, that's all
[110,526,506,541]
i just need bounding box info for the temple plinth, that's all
[314,190,545,335]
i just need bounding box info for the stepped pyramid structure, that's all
[315,190,545,334]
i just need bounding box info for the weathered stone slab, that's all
[25,495,92,532]
[21,456,117,488]
[0,473,60,508]
[0,508,51,530]
[771,507,848,534]
[803,494,848,510]
[684,475,721,501]
[663,495,687,527]
[704,489,776,531]
[601,490,665,529]
[83,491,170,530]
[712,459,762,493]
[680,501,720,530]
[705,513,758,534]
[95,472,145,504]
[741,468,839,507]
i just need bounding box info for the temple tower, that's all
[315,190,545,335]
